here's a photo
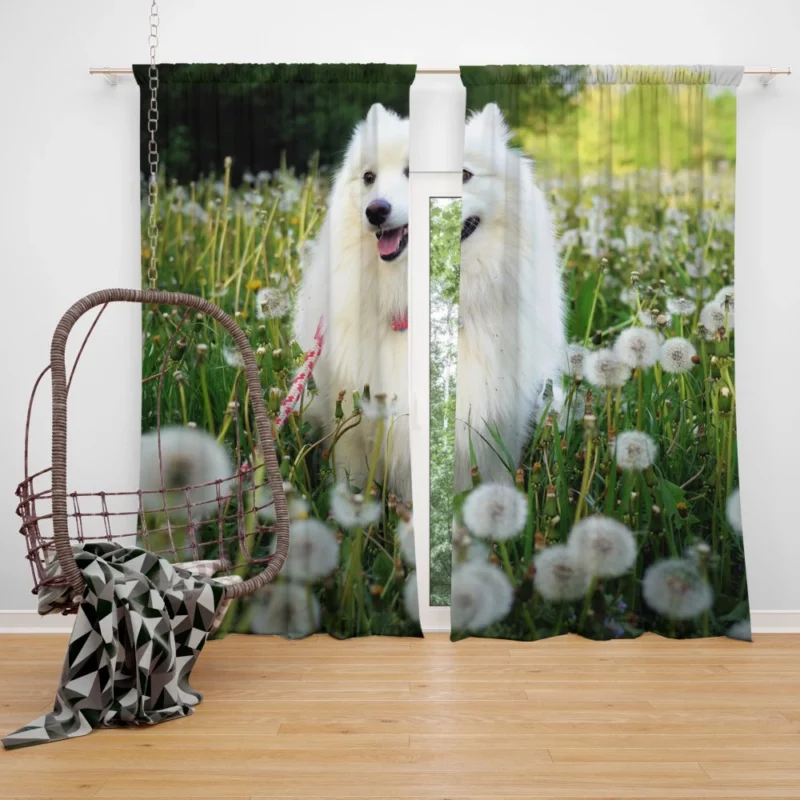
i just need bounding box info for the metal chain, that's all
[146,1,160,289]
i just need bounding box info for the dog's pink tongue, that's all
[378,228,403,257]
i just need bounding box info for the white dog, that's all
[455,103,566,491]
[294,102,565,499]
[294,104,413,498]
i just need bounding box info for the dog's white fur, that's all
[456,103,566,491]
[294,102,566,499]
[295,104,413,497]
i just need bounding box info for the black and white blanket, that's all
[2,542,237,750]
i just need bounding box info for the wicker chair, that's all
[16,288,290,612]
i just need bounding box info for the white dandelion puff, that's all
[699,301,734,335]
[330,483,382,529]
[256,481,310,524]
[534,545,592,602]
[566,344,589,379]
[403,572,420,623]
[726,488,743,533]
[686,259,714,278]
[140,426,233,520]
[660,337,697,374]
[637,308,672,327]
[666,296,696,317]
[281,518,340,582]
[462,484,528,542]
[222,346,245,369]
[251,583,321,639]
[255,287,290,320]
[614,327,660,369]
[642,558,713,620]
[686,285,712,301]
[181,201,209,223]
[584,349,631,389]
[360,393,399,421]
[451,561,514,632]
[612,431,658,471]
[397,517,416,566]
[568,515,637,578]
[715,285,735,312]
[726,620,752,642]
[619,287,639,308]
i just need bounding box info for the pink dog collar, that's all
[391,310,408,332]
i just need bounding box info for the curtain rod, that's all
[89,66,792,84]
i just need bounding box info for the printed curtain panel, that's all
[134,64,422,639]
[442,66,750,642]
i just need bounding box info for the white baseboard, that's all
[0,609,798,635]
[749,610,800,633]
[0,610,74,633]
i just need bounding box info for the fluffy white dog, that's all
[294,102,565,499]
[455,103,566,491]
[294,104,413,497]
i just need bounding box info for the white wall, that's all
[1,0,798,629]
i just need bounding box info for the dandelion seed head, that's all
[251,582,321,639]
[686,285,712,301]
[715,285,735,312]
[462,484,528,542]
[281,518,340,582]
[614,327,660,369]
[666,296,696,317]
[660,337,697,374]
[584,349,631,389]
[642,558,713,620]
[403,573,420,623]
[726,488,743,533]
[140,426,232,520]
[451,561,514,632]
[397,516,416,566]
[637,308,672,327]
[612,431,658,471]
[223,346,245,369]
[568,515,637,578]
[686,259,714,278]
[330,482,382,529]
[534,544,592,602]
[619,287,638,308]
[700,301,734,336]
[566,344,589,379]
[255,287,290,320]
[726,620,752,642]
[360,393,398,421]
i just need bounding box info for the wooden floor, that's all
[1,633,800,798]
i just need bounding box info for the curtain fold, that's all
[447,65,750,642]
[134,64,421,640]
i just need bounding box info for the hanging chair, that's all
[16,288,291,613]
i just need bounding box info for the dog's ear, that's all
[467,103,511,144]
[365,103,388,123]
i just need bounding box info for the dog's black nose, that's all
[366,199,391,227]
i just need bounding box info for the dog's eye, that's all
[462,169,474,183]
[403,166,409,178]
[363,171,376,186]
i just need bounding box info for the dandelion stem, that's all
[582,262,605,346]
[636,370,644,430]
[578,576,598,632]
[199,365,215,436]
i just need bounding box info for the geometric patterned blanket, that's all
[2,542,231,750]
